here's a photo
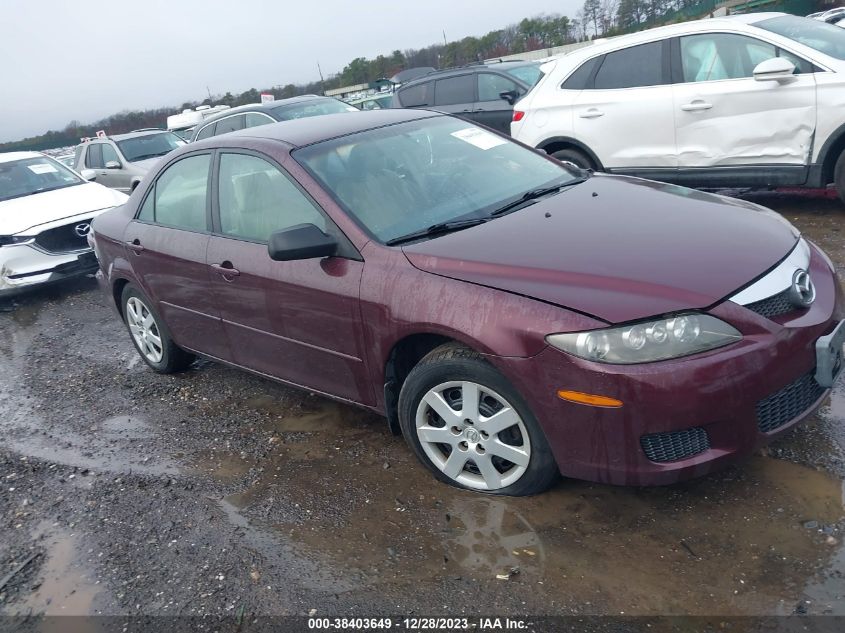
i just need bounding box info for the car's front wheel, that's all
[121,284,195,373]
[834,150,845,203]
[398,343,558,495]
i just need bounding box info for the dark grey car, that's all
[390,61,542,135]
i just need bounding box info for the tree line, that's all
[2,1,729,152]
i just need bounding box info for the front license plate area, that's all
[816,320,845,388]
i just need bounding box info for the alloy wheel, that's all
[125,297,163,364]
[415,381,531,491]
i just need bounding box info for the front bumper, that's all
[494,243,843,485]
[0,243,98,297]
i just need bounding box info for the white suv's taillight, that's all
[513,110,525,122]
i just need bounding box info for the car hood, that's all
[127,157,160,173]
[0,182,128,235]
[402,175,799,323]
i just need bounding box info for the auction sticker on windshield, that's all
[28,164,58,174]
[451,127,507,150]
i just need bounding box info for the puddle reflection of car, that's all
[0,152,128,297]
[91,110,844,495]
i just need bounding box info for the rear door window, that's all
[434,75,475,106]
[214,115,245,135]
[149,154,211,232]
[398,81,433,107]
[593,42,665,89]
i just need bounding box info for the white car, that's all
[0,151,128,297]
[512,13,845,200]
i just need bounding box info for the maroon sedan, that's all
[90,109,845,495]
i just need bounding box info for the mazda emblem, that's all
[74,223,91,237]
[788,269,815,308]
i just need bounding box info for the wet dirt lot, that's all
[2,191,845,624]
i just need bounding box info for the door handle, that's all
[125,239,144,254]
[578,108,604,119]
[680,100,713,111]
[210,262,240,279]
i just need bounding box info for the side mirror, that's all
[80,169,97,181]
[268,223,338,261]
[753,57,796,83]
[499,89,519,105]
[105,160,121,169]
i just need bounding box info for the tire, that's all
[121,284,195,373]
[550,148,594,171]
[834,150,845,203]
[398,343,558,496]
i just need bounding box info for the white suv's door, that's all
[672,33,816,171]
[571,40,677,169]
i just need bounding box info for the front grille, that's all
[756,370,825,433]
[34,219,92,254]
[745,288,797,319]
[641,427,710,463]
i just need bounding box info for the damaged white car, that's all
[0,152,128,297]
[512,13,845,200]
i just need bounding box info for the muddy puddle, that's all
[188,387,845,616]
[5,523,100,617]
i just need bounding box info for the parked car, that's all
[190,96,358,142]
[0,152,128,296]
[73,130,186,194]
[54,153,76,169]
[348,93,394,110]
[91,110,843,495]
[391,61,543,134]
[512,13,845,200]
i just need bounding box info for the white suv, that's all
[512,13,845,200]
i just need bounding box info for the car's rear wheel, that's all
[550,147,594,171]
[834,150,845,203]
[121,285,194,373]
[398,343,558,496]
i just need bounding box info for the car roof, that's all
[399,60,540,87]
[108,129,172,141]
[191,108,439,149]
[198,95,333,125]
[550,12,790,65]
[0,151,44,164]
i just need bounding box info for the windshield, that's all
[503,63,543,86]
[0,156,84,203]
[116,132,185,162]
[756,15,845,60]
[271,99,358,121]
[294,116,578,244]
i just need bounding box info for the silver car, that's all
[73,130,185,194]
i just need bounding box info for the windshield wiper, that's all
[129,152,167,162]
[385,217,490,246]
[489,177,587,218]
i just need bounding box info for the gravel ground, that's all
[1,191,845,627]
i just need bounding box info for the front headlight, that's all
[546,314,741,364]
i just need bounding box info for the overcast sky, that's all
[0,0,580,142]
